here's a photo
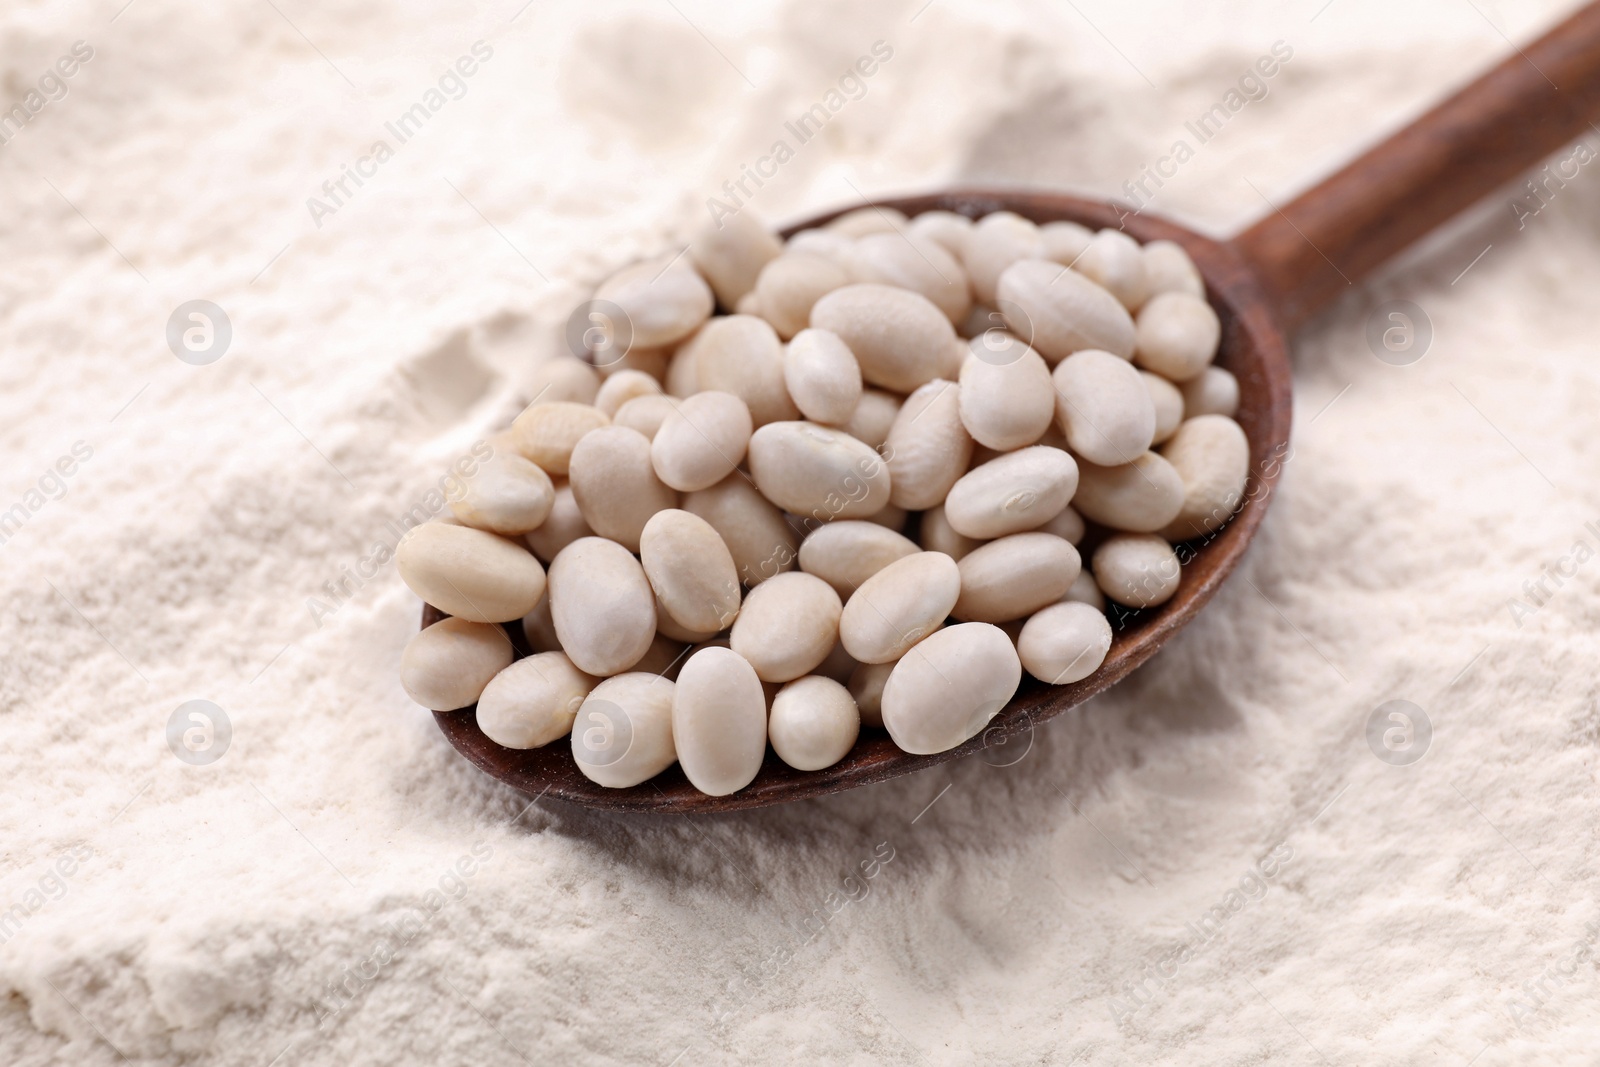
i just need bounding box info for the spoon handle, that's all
[1231,1,1600,330]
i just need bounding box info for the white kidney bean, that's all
[594,254,714,348]
[1143,370,1185,445]
[612,393,680,440]
[839,551,960,664]
[997,258,1135,363]
[768,676,860,771]
[1178,366,1239,418]
[848,233,972,323]
[654,592,719,644]
[885,379,972,509]
[953,532,1080,622]
[809,284,963,393]
[907,209,973,259]
[1159,415,1250,541]
[569,426,677,552]
[1135,292,1221,382]
[1051,349,1157,466]
[1063,568,1106,611]
[944,446,1078,540]
[571,672,679,788]
[784,328,863,426]
[964,211,1044,306]
[682,473,798,586]
[527,357,601,407]
[1017,601,1112,684]
[650,390,753,492]
[799,520,919,597]
[754,252,852,340]
[1072,451,1185,533]
[843,388,901,449]
[1076,229,1149,310]
[729,572,842,683]
[918,503,983,561]
[476,651,595,748]
[957,341,1055,451]
[449,452,555,536]
[547,537,657,676]
[685,315,799,427]
[827,205,908,237]
[523,481,591,563]
[401,617,514,711]
[594,369,662,417]
[1142,239,1204,299]
[881,622,1021,754]
[511,401,610,476]
[672,646,768,795]
[690,211,783,309]
[1034,504,1084,544]
[640,509,741,635]
[1040,220,1093,266]
[1093,533,1180,608]
[847,658,895,729]
[747,421,891,521]
[398,523,546,623]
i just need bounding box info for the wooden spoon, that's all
[427,4,1600,813]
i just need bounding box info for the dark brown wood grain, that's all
[428,190,1293,814]
[1234,2,1600,328]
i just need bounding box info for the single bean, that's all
[449,452,555,536]
[1075,229,1149,310]
[690,211,783,309]
[612,393,680,440]
[1072,451,1185,533]
[571,672,679,788]
[640,509,741,635]
[1143,370,1185,445]
[944,446,1078,540]
[784,328,863,426]
[826,205,908,237]
[1040,220,1093,266]
[918,502,984,561]
[1158,415,1250,541]
[809,283,963,393]
[881,623,1021,754]
[511,401,610,476]
[958,341,1055,451]
[1051,349,1157,466]
[953,532,1080,622]
[747,421,891,521]
[1135,292,1220,382]
[401,617,514,711]
[885,379,972,509]
[964,211,1044,306]
[1141,239,1204,299]
[730,572,842,683]
[569,426,677,552]
[769,676,860,771]
[594,369,662,417]
[906,209,973,259]
[672,646,768,796]
[594,254,714,348]
[843,388,901,449]
[1092,533,1181,608]
[685,315,799,427]
[476,651,595,748]
[526,357,601,407]
[397,523,546,623]
[650,390,753,492]
[848,233,972,323]
[523,480,592,563]
[839,551,960,664]
[682,473,798,586]
[754,252,852,340]
[1017,601,1112,684]
[1178,366,1239,418]
[997,258,1135,363]
[547,537,657,676]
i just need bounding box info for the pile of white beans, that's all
[397,206,1249,797]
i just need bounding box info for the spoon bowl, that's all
[427,190,1291,813]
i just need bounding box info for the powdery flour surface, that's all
[3,0,1599,1063]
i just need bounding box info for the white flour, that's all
[3,0,1598,1064]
